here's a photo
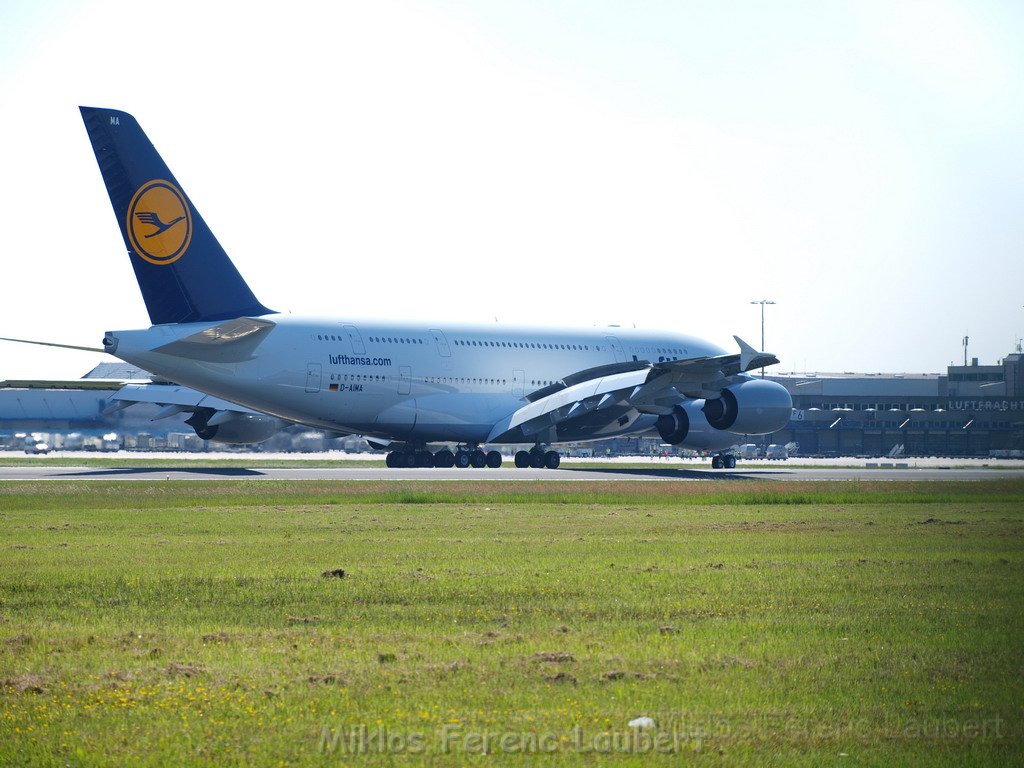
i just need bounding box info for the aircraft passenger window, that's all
[317,335,322,340]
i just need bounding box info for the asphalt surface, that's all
[0,465,1018,481]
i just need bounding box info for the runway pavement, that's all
[0,464,1019,481]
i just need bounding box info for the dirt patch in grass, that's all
[165,662,204,678]
[4,633,32,651]
[544,672,577,684]
[3,673,45,694]
[532,651,574,663]
[307,673,343,685]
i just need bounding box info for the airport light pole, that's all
[751,299,775,378]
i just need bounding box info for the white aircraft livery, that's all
[30,107,796,469]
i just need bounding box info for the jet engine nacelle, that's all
[185,410,283,445]
[701,379,792,435]
[655,401,738,451]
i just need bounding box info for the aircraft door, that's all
[342,324,366,354]
[512,369,525,397]
[398,366,412,395]
[606,336,626,363]
[305,363,322,393]
[429,329,451,357]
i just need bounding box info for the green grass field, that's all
[1,480,1022,765]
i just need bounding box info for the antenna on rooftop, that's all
[962,334,969,366]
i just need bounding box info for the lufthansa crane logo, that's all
[126,180,193,265]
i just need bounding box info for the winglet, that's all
[733,335,779,372]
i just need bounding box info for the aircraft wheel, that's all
[544,450,561,469]
[385,452,397,468]
[402,452,418,468]
[514,450,531,468]
[711,455,724,469]
[454,451,471,469]
[529,450,545,469]
[485,450,502,468]
[724,455,736,469]
[416,450,433,467]
[433,449,455,468]
[470,450,487,469]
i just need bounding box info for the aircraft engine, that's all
[701,379,792,435]
[656,405,690,444]
[184,409,282,445]
[656,401,738,450]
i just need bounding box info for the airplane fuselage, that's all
[106,316,738,447]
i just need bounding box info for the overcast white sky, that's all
[1,0,1022,379]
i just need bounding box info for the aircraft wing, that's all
[486,336,778,442]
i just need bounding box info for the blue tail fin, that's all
[80,107,274,325]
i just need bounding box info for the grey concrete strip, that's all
[0,466,1019,481]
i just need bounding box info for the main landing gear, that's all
[384,445,502,469]
[384,444,563,469]
[711,453,737,469]
[513,446,560,469]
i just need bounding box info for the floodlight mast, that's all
[750,300,776,378]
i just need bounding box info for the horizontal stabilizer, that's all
[152,318,276,362]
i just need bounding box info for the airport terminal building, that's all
[2,351,1023,458]
[767,350,1024,457]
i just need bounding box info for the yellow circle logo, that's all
[126,179,192,265]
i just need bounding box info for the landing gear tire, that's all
[385,452,397,468]
[470,449,487,469]
[544,450,561,469]
[433,449,455,468]
[415,450,433,467]
[485,450,502,468]
[454,451,471,469]
[711,455,724,469]
[724,455,736,469]
[529,450,545,469]
[514,450,531,468]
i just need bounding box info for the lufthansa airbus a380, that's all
[7,107,793,469]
